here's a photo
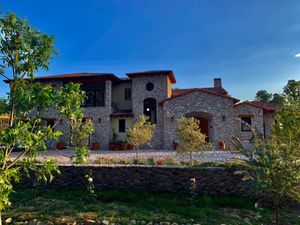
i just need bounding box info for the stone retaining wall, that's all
[20,165,255,197]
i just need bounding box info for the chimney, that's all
[214,78,222,88]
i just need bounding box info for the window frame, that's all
[241,116,252,132]
[124,88,131,101]
[82,90,105,107]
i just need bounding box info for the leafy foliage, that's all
[176,117,206,166]
[238,99,300,225]
[127,115,155,163]
[255,90,272,103]
[0,12,86,225]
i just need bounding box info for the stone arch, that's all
[143,98,157,123]
[184,111,213,142]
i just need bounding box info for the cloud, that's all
[294,53,300,58]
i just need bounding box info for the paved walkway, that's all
[10,149,246,164]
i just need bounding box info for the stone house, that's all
[6,70,278,150]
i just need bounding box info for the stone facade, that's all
[18,165,256,198]
[162,91,236,149]
[24,71,276,150]
[131,75,170,149]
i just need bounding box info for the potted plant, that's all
[91,141,100,150]
[218,141,226,150]
[120,142,127,150]
[172,141,178,150]
[56,141,64,150]
[127,143,133,150]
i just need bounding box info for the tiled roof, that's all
[4,72,119,83]
[126,70,176,83]
[235,101,280,112]
[172,87,228,96]
[159,88,239,105]
[110,110,134,117]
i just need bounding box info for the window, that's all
[241,117,252,132]
[144,98,157,124]
[119,119,126,133]
[83,90,105,107]
[146,82,154,91]
[47,120,55,128]
[125,88,131,100]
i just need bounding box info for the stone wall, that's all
[20,165,254,198]
[162,91,236,150]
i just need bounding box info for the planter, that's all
[156,159,165,165]
[218,141,226,150]
[113,145,120,151]
[127,143,133,150]
[56,142,64,150]
[120,143,127,150]
[91,142,100,150]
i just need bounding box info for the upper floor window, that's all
[82,90,105,107]
[241,116,252,132]
[125,88,131,101]
[146,82,154,91]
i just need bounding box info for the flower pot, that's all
[56,142,64,150]
[156,159,165,165]
[120,143,127,150]
[218,141,226,150]
[91,142,100,150]
[113,145,120,151]
[127,143,133,150]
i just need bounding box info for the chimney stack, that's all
[214,78,222,88]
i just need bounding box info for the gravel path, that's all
[10,149,247,164]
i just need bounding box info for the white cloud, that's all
[294,53,300,58]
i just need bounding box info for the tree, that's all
[176,117,206,166]
[0,13,84,225]
[127,115,155,164]
[57,83,94,164]
[238,99,300,225]
[283,79,300,101]
[255,90,272,103]
[270,93,285,104]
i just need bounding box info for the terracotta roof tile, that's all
[126,70,176,83]
[235,101,280,112]
[160,88,239,105]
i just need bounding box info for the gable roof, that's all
[235,101,279,112]
[172,87,228,96]
[159,88,239,105]
[126,70,176,83]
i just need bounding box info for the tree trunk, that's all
[276,208,279,225]
[189,152,193,166]
[0,210,2,225]
[135,147,139,164]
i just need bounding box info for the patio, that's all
[10,149,246,164]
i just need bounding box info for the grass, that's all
[3,188,300,225]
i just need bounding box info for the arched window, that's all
[143,98,157,124]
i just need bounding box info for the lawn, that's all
[3,188,300,225]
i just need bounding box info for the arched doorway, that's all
[144,98,157,123]
[185,112,212,142]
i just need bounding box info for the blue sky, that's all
[1,0,300,100]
